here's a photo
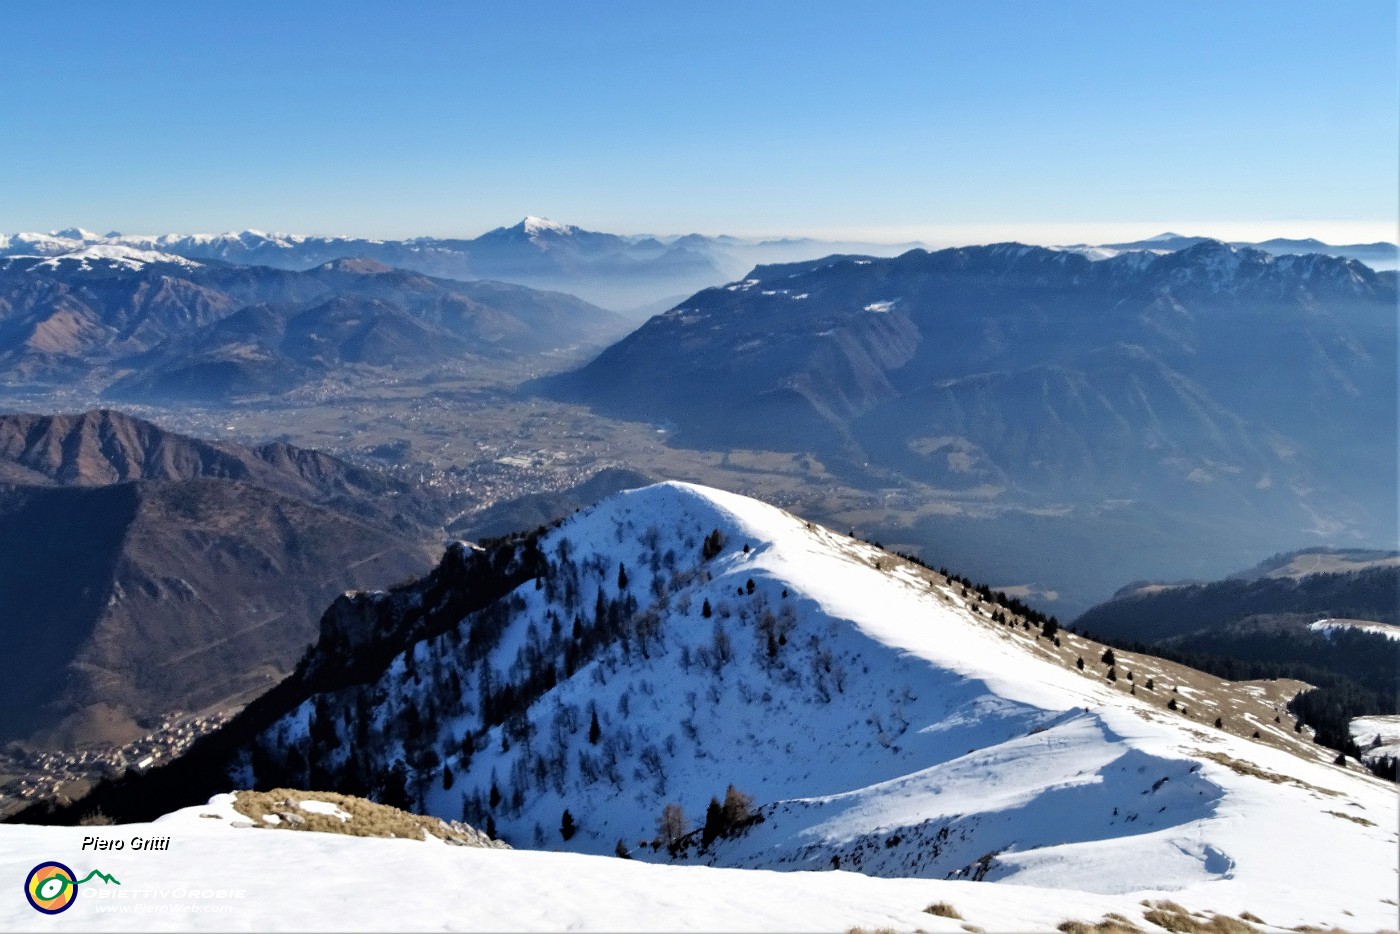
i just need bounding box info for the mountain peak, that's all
[316,257,393,275]
[521,216,577,237]
[51,227,100,241]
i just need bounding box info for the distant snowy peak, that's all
[521,216,578,238]
[17,243,202,272]
[1059,233,1398,271]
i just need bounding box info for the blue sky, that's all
[1,2,1395,243]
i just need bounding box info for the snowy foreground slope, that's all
[4,482,1395,930]
[0,793,1294,933]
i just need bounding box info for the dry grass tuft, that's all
[1057,916,1144,934]
[1194,751,1340,797]
[78,808,114,826]
[232,788,504,847]
[1238,913,1264,924]
[1324,810,1375,827]
[925,902,963,920]
[1140,901,1263,934]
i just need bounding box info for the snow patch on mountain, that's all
[26,243,202,272]
[522,216,577,238]
[1309,618,1400,642]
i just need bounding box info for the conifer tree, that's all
[588,709,602,745]
[561,808,576,841]
[702,797,724,847]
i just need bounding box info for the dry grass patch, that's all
[1194,751,1340,797]
[925,902,963,920]
[232,788,504,847]
[1057,914,1144,933]
[1324,810,1375,827]
[1140,901,1263,934]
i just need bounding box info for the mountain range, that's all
[0,250,627,400]
[546,240,1397,609]
[6,222,1390,315]
[1061,231,1399,269]
[0,409,444,750]
[14,482,1394,931]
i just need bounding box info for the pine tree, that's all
[702,796,724,847]
[1077,657,1085,671]
[1101,648,1116,666]
[702,529,725,560]
[489,780,501,809]
[615,839,632,859]
[442,765,454,791]
[561,808,576,841]
[702,598,712,618]
[588,709,602,745]
[618,563,629,589]
[1214,717,1223,729]
[746,578,756,594]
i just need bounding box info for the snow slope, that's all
[1350,714,1400,764]
[213,481,1400,930]
[0,791,1391,932]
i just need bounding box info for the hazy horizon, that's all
[6,217,1396,249]
[2,3,1393,246]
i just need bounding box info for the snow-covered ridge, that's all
[227,481,1395,930]
[1309,618,1400,642]
[20,243,202,272]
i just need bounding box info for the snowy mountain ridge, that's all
[197,481,1398,927]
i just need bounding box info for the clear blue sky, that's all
[1,1,1395,244]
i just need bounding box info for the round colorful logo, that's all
[24,862,78,914]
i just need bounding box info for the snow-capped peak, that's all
[521,216,576,237]
[28,243,201,272]
[51,227,102,242]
